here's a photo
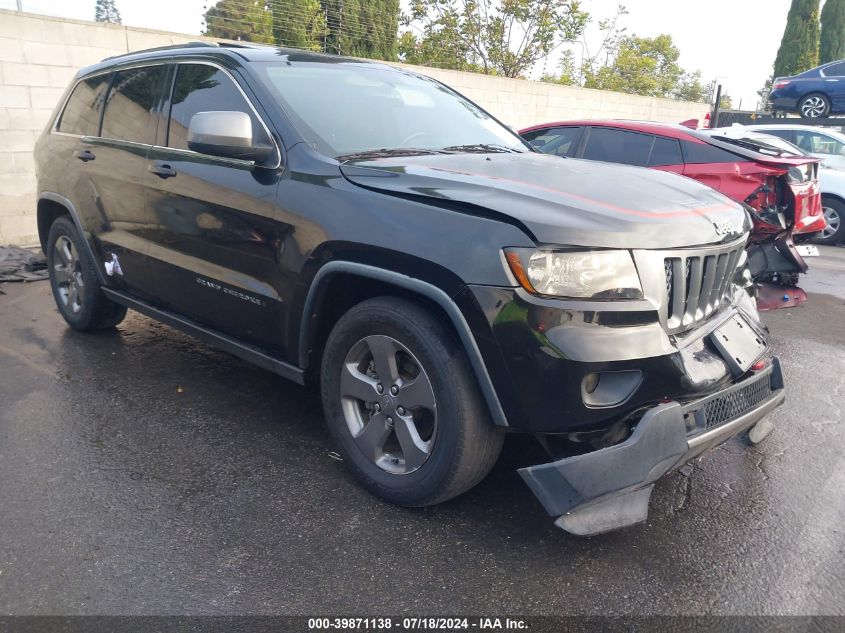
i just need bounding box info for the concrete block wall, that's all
[0,8,709,247]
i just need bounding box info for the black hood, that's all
[340,152,750,249]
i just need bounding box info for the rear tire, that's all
[320,296,504,507]
[46,216,127,331]
[815,197,845,244]
[798,93,831,118]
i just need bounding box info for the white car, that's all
[747,124,845,171]
[705,126,843,244]
[816,166,845,243]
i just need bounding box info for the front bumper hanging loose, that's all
[518,358,786,536]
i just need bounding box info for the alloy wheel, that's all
[801,96,827,118]
[339,334,437,475]
[53,235,84,313]
[821,205,841,240]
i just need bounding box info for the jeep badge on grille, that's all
[713,220,738,236]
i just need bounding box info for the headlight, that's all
[504,249,643,299]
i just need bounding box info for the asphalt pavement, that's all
[0,247,843,616]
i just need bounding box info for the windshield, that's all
[255,61,528,159]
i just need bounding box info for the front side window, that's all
[101,66,167,144]
[57,74,111,136]
[524,127,582,157]
[255,62,527,158]
[582,128,653,166]
[167,64,270,152]
[795,131,845,155]
[762,129,797,145]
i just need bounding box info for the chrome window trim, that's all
[149,144,256,168]
[51,58,282,170]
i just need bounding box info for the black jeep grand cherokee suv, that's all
[34,43,785,535]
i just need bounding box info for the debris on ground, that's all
[0,246,48,283]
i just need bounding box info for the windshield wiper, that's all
[440,143,521,154]
[336,147,445,162]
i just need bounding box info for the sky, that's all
[0,0,796,109]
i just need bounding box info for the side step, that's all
[101,288,305,385]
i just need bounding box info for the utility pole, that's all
[712,84,723,129]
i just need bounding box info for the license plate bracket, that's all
[709,313,766,376]
[796,244,820,257]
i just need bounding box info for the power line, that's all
[202,0,404,35]
[201,1,409,55]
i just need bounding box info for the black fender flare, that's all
[38,191,107,285]
[299,261,509,427]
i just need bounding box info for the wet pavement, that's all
[0,247,843,616]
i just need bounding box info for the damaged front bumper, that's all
[518,358,785,536]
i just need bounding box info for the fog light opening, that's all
[581,370,643,408]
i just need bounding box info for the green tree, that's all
[582,34,704,100]
[674,70,707,103]
[324,0,400,60]
[204,0,274,44]
[820,0,845,63]
[94,0,122,24]
[401,0,589,78]
[272,0,327,51]
[757,75,773,108]
[773,0,820,77]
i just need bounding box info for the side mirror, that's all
[187,111,273,162]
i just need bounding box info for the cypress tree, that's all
[204,0,273,44]
[272,0,327,51]
[773,0,821,77]
[323,0,400,60]
[94,0,122,24]
[820,0,845,63]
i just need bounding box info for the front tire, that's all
[799,93,831,118]
[46,216,127,331]
[815,197,845,244]
[320,296,504,507]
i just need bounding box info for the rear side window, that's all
[681,140,739,164]
[794,131,845,155]
[648,137,682,166]
[582,128,653,166]
[167,64,269,152]
[823,61,845,76]
[57,74,111,136]
[524,126,582,157]
[101,66,167,145]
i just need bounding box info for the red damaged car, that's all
[519,120,824,306]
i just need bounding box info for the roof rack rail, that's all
[101,41,218,62]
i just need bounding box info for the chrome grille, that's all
[663,242,745,335]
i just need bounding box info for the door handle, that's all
[74,150,95,162]
[148,163,177,179]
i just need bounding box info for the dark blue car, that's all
[770,59,845,118]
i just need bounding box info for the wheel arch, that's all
[37,192,106,285]
[299,261,509,427]
[821,191,845,206]
[798,91,832,114]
